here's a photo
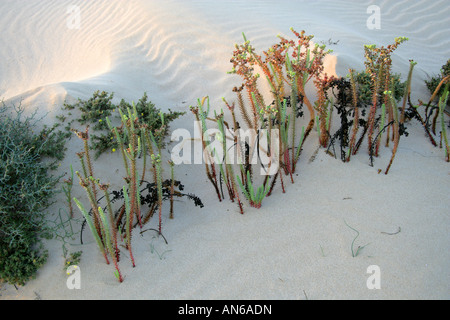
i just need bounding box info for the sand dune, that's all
[1,0,449,300]
[2,0,448,105]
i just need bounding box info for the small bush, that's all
[63,91,185,158]
[327,70,407,161]
[350,71,406,106]
[0,103,64,286]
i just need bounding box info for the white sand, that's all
[1,0,449,300]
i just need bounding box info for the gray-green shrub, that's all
[0,103,64,285]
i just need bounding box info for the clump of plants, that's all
[62,91,185,158]
[399,59,450,161]
[0,102,67,286]
[327,68,407,163]
[190,29,445,214]
[72,103,202,282]
[190,29,337,213]
[361,38,410,160]
[326,37,414,174]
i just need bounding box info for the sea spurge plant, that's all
[279,29,335,150]
[168,160,175,219]
[122,105,143,229]
[382,90,400,174]
[193,31,429,216]
[236,171,270,209]
[426,73,450,139]
[71,97,201,281]
[72,128,104,246]
[229,34,264,130]
[98,183,120,262]
[321,38,413,170]
[215,109,244,214]
[363,37,409,157]
[404,72,449,149]
[195,28,337,212]
[383,59,416,174]
[345,69,360,161]
[278,99,293,181]
[190,97,222,202]
[73,198,123,282]
[438,85,450,162]
[122,186,136,267]
[151,154,163,234]
[314,74,336,148]
[215,113,234,202]
[62,164,75,218]
[73,198,109,264]
[229,29,335,173]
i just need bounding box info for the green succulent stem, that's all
[74,198,109,264]
[152,154,163,234]
[236,171,270,209]
[98,207,123,282]
[439,85,450,162]
[123,186,136,267]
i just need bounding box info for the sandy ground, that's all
[0,0,449,300]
